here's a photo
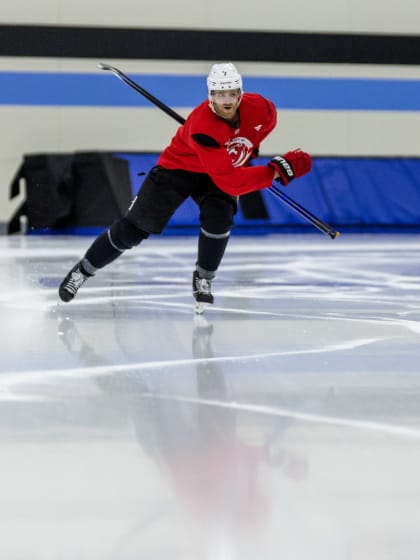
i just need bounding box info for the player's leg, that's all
[58,166,190,302]
[58,217,150,302]
[192,189,237,312]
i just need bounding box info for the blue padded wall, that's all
[116,153,420,234]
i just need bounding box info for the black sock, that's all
[84,230,124,269]
[197,231,230,274]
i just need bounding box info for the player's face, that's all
[211,89,241,120]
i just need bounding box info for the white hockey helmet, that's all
[207,63,243,97]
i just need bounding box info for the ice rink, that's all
[0,232,419,559]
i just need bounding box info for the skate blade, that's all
[194,301,209,315]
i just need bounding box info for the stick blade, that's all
[97,62,114,71]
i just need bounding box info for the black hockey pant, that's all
[81,166,238,277]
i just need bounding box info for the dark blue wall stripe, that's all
[1,72,420,111]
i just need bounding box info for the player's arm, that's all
[247,97,277,164]
[190,134,311,196]
[260,97,277,137]
[190,134,275,196]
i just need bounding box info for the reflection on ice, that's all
[0,234,419,559]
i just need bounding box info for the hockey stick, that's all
[269,185,339,239]
[97,62,185,125]
[97,63,340,239]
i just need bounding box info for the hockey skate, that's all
[58,262,89,302]
[192,270,214,314]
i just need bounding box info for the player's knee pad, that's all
[200,197,235,235]
[109,218,149,250]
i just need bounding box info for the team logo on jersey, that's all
[225,137,253,167]
[254,124,262,131]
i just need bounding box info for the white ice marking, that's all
[140,393,420,440]
[0,392,54,402]
[0,336,384,388]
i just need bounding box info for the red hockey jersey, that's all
[157,93,277,196]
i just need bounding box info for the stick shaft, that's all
[98,63,339,239]
[269,185,339,239]
[99,63,185,125]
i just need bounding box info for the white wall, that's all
[1,0,420,34]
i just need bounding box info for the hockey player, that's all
[59,62,312,312]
